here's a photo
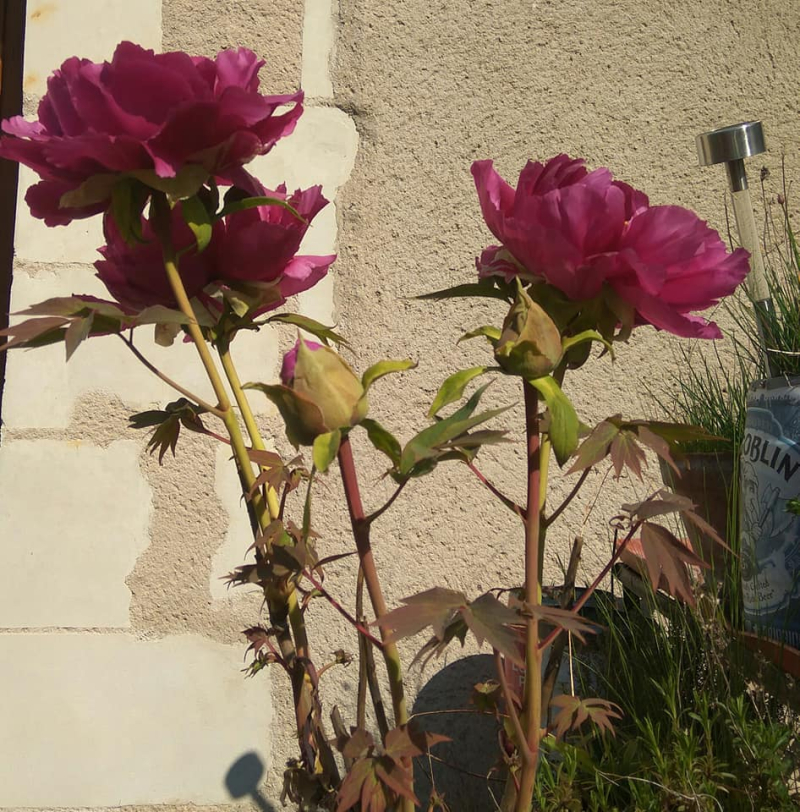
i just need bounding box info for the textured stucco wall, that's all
[1,0,800,810]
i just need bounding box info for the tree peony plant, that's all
[0,42,747,812]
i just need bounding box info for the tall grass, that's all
[534,590,800,811]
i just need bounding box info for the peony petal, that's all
[278,254,335,298]
[471,160,516,242]
[213,48,264,94]
[613,283,723,338]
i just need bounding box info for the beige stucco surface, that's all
[2,0,800,810]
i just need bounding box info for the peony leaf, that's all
[0,316,70,351]
[362,359,417,392]
[64,313,94,361]
[428,366,491,417]
[377,587,467,641]
[609,430,647,479]
[639,522,707,604]
[551,695,622,739]
[312,429,341,473]
[457,325,502,345]
[181,194,213,253]
[527,375,579,466]
[265,313,350,346]
[110,177,149,245]
[416,279,514,303]
[360,418,402,467]
[568,420,620,473]
[217,194,304,221]
[561,329,614,360]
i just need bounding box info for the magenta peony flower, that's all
[214,181,335,305]
[472,155,750,339]
[0,42,302,226]
[280,338,324,384]
[95,203,219,311]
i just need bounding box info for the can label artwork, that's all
[741,381,800,648]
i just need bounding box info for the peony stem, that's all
[218,344,281,520]
[117,334,224,417]
[337,435,409,727]
[515,380,544,812]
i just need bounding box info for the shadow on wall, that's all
[413,654,504,811]
[225,752,278,811]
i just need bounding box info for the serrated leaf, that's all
[361,358,417,392]
[568,420,620,473]
[428,367,490,418]
[551,695,622,739]
[360,418,402,467]
[527,376,579,466]
[0,316,70,351]
[609,430,647,479]
[377,587,467,641]
[181,194,213,253]
[463,593,524,666]
[265,313,349,346]
[312,429,341,473]
[529,604,599,645]
[217,194,304,221]
[64,313,94,360]
[640,522,707,604]
[636,425,679,475]
[383,725,449,760]
[400,384,510,475]
[457,325,502,345]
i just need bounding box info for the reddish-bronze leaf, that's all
[551,695,622,739]
[568,419,620,473]
[337,728,375,761]
[640,522,707,605]
[374,760,417,805]
[471,680,503,714]
[609,430,647,479]
[462,593,524,666]
[637,425,679,476]
[383,724,450,761]
[527,603,599,644]
[243,626,274,656]
[622,489,695,521]
[0,315,69,351]
[336,759,376,812]
[377,587,467,641]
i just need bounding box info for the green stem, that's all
[515,380,544,812]
[337,436,409,727]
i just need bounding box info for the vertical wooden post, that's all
[0,0,27,430]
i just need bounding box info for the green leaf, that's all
[561,329,615,359]
[217,194,304,221]
[428,366,490,418]
[457,325,502,345]
[181,194,213,253]
[360,418,402,467]
[110,178,149,244]
[312,429,341,473]
[527,376,580,466]
[130,164,209,201]
[399,384,510,475]
[362,359,417,392]
[264,312,349,346]
[416,280,513,303]
[551,695,622,739]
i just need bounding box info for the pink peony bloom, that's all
[214,180,335,305]
[280,338,324,385]
[472,155,750,339]
[95,203,218,311]
[0,42,302,225]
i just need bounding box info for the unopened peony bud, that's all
[266,338,368,446]
[494,285,563,379]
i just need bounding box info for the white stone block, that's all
[23,0,162,97]
[0,440,151,628]
[0,633,271,806]
[14,168,105,265]
[302,0,335,98]
[3,267,280,429]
